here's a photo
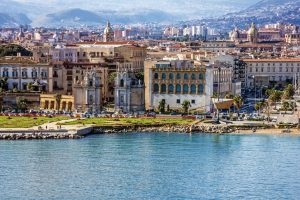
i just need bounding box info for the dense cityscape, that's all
[0,20,300,133]
[1,0,300,199]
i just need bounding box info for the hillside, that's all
[31,8,176,27]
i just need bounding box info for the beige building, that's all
[144,59,212,112]
[244,58,300,88]
[0,56,53,93]
[40,94,74,111]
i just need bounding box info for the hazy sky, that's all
[13,0,261,17]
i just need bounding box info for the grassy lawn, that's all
[0,116,69,128]
[61,117,195,127]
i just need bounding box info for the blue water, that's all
[1,133,300,200]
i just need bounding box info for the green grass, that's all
[61,118,195,127]
[0,116,69,128]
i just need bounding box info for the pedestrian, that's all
[46,126,47,130]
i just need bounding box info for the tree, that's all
[181,100,191,113]
[108,72,117,85]
[0,77,8,91]
[267,89,282,109]
[134,72,144,81]
[282,101,290,114]
[233,95,243,116]
[16,97,29,112]
[158,99,166,113]
[255,99,267,116]
[282,84,295,100]
[54,94,62,111]
[224,93,234,99]
[0,44,33,57]
[27,82,34,91]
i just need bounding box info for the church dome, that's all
[104,20,113,34]
[248,22,258,36]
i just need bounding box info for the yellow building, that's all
[40,94,74,111]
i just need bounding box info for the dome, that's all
[104,20,113,34]
[248,22,258,36]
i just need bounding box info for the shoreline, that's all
[1,124,300,140]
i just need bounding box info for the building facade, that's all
[144,60,212,112]
[244,58,300,89]
[114,70,145,113]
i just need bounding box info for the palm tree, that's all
[233,95,243,116]
[181,100,191,113]
[268,89,282,109]
[54,94,62,111]
[282,84,295,100]
[255,99,267,116]
[158,99,166,113]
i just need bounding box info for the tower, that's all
[247,22,258,43]
[103,20,114,42]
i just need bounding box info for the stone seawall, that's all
[0,131,82,140]
[93,124,270,134]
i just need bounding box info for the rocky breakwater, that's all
[95,124,236,134]
[0,132,83,140]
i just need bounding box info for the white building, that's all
[244,58,300,88]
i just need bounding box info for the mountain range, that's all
[0,0,299,28]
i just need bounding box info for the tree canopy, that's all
[0,44,33,57]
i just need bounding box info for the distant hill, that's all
[0,13,31,27]
[184,0,300,31]
[223,0,300,28]
[31,8,176,27]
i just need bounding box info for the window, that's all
[199,73,204,80]
[261,67,264,72]
[176,99,181,104]
[279,67,282,72]
[154,73,158,79]
[153,84,159,92]
[198,84,204,94]
[161,84,166,93]
[191,73,196,80]
[169,73,174,80]
[183,84,188,93]
[176,84,181,93]
[190,84,196,94]
[267,67,270,72]
[176,73,181,80]
[249,67,252,73]
[168,84,174,93]
[162,73,166,80]
[184,73,188,80]
[120,79,124,87]
[191,100,195,104]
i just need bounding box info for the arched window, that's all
[176,84,181,93]
[169,73,174,80]
[176,73,181,80]
[168,84,174,93]
[198,84,204,94]
[190,84,196,94]
[154,73,158,79]
[162,73,166,80]
[183,84,189,93]
[154,84,159,93]
[191,73,196,80]
[161,84,166,93]
[120,79,124,87]
[199,73,204,80]
[184,73,188,80]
